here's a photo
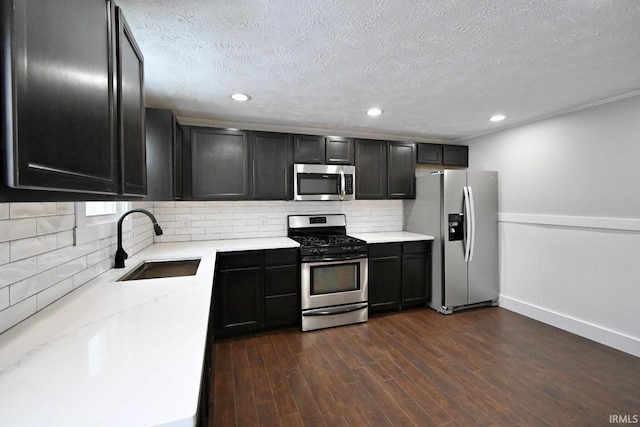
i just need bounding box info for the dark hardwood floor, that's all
[209,307,640,426]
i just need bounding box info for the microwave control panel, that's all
[345,175,354,194]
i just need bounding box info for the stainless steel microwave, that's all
[293,164,355,201]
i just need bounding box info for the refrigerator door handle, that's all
[468,185,476,262]
[463,186,472,262]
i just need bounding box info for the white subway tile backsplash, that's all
[10,202,58,218]
[0,218,37,243]
[0,243,9,266]
[0,287,8,310]
[10,269,57,304]
[36,277,74,311]
[0,257,37,288]
[36,215,75,235]
[0,204,9,220]
[56,202,75,215]
[0,201,156,334]
[55,258,88,283]
[10,234,58,262]
[37,247,75,272]
[0,296,36,334]
[57,230,75,248]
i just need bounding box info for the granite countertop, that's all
[351,231,434,243]
[0,238,298,427]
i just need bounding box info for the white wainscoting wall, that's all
[499,213,640,357]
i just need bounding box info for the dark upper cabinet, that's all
[294,134,354,165]
[387,141,415,199]
[417,144,443,165]
[356,139,415,199]
[144,108,176,200]
[417,143,468,168]
[325,136,354,164]
[188,127,251,200]
[251,132,292,200]
[117,7,146,196]
[443,144,469,167]
[2,0,118,194]
[1,0,146,200]
[293,134,324,164]
[355,139,387,199]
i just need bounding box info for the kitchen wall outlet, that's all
[260,215,267,227]
[181,219,189,229]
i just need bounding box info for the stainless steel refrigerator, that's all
[404,170,498,314]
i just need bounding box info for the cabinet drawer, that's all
[402,241,431,254]
[265,248,299,266]
[217,251,263,270]
[265,295,299,327]
[265,264,299,296]
[368,243,401,258]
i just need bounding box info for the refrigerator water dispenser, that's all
[448,213,464,241]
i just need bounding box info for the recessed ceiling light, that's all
[489,114,506,122]
[367,107,383,117]
[230,93,251,102]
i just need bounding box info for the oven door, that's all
[301,255,368,311]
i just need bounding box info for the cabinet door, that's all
[190,128,250,200]
[443,145,469,167]
[264,264,299,327]
[325,137,354,165]
[2,0,118,194]
[216,267,263,334]
[252,132,292,200]
[355,139,387,199]
[402,253,430,307]
[293,135,324,164]
[117,7,146,196]
[144,108,175,200]
[388,142,415,199]
[369,255,402,314]
[417,143,443,165]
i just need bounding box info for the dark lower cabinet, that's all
[368,243,403,312]
[369,240,432,315]
[214,248,299,337]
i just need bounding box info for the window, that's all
[75,201,130,245]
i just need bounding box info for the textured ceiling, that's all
[116,0,640,141]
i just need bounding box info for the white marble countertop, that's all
[0,237,298,427]
[351,231,434,243]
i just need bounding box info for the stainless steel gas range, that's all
[288,214,368,331]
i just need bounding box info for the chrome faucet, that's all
[114,208,163,268]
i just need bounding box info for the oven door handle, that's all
[303,303,368,317]
[302,253,368,263]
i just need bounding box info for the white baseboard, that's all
[499,295,640,358]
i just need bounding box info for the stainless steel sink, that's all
[118,259,201,281]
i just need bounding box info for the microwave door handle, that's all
[340,170,346,200]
